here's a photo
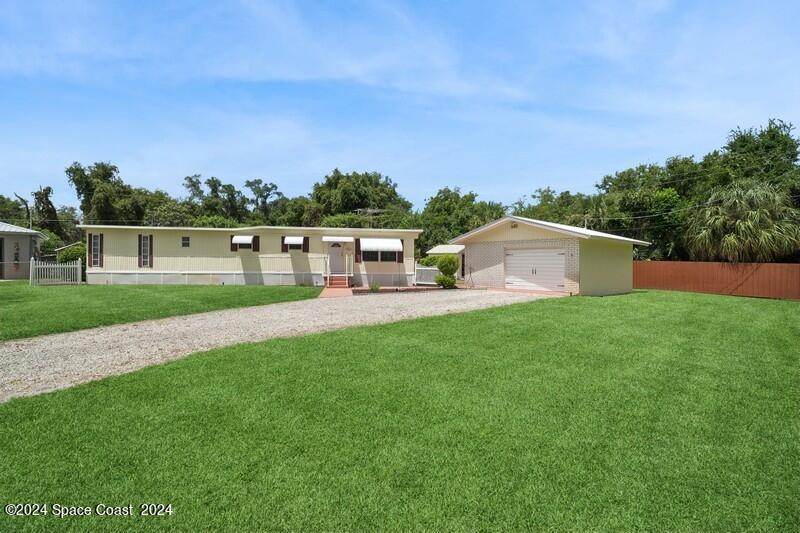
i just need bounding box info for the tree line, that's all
[1,119,798,262]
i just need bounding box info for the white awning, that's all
[427,244,464,255]
[322,236,354,243]
[283,236,304,245]
[360,238,403,252]
[232,235,254,245]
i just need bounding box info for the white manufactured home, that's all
[79,224,422,287]
[444,216,649,296]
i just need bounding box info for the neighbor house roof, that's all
[449,216,650,246]
[77,224,423,234]
[54,242,82,252]
[0,221,45,238]
[426,244,465,255]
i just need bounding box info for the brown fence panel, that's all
[633,261,800,300]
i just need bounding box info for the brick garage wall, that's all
[463,238,580,293]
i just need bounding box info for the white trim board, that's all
[449,216,650,246]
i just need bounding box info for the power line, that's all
[553,169,800,223]
[594,160,796,191]
[583,197,721,222]
[597,193,800,233]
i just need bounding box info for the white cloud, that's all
[0,0,525,101]
[1,1,798,211]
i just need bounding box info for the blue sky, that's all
[1,0,799,211]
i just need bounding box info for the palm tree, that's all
[687,180,800,262]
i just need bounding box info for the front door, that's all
[328,243,345,273]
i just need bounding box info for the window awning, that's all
[360,238,403,252]
[283,236,304,245]
[232,235,254,245]
[322,236,354,243]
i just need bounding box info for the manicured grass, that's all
[0,291,797,531]
[0,282,321,341]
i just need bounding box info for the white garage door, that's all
[505,249,566,291]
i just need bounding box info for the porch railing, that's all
[414,264,440,285]
[323,254,354,277]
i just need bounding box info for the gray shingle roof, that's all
[0,221,45,237]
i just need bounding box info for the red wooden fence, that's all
[633,261,800,300]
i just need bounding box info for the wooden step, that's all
[326,275,350,288]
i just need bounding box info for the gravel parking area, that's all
[0,289,548,402]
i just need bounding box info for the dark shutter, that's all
[252,235,260,252]
[397,240,404,263]
[99,234,104,267]
[87,233,93,266]
[230,235,238,252]
[302,236,309,253]
[354,238,361,263]
[138,234,143,267]
[149,234,154,268]
[461,253,465,277]
[281,236,288,253]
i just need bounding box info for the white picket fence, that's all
[29,259,82,285]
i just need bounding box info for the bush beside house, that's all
[418,255,440,267]
[434,254,459,289]
[58,242,86,281]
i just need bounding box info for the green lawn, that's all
[0,282,321,341]
[0,291,797,531]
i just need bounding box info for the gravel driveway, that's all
[0,290,547,402]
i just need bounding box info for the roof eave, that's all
[77,224,423,234]
[449,215,591,244]
[449,215,652,246]
[448,216,514,244]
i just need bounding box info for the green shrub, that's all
[37,229,65,257]
[435,274,456,289]
[58,243,87,281]
[418,255,440,267]
[369,281,381,292]
[58,243,86,264]
[436,254,459,277]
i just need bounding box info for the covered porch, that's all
[321,235,406,288]
[321,236,355,288]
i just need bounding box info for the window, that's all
[91,234,101,267]
[181,236,190,248]
[141,235,151,267]
[282,236,305,252]
[238,242,252,249]
[380,251,397,262]
[362,250,379,262]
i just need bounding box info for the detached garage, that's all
[448,216,649,296]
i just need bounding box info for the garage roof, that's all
[449,216,650,246]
